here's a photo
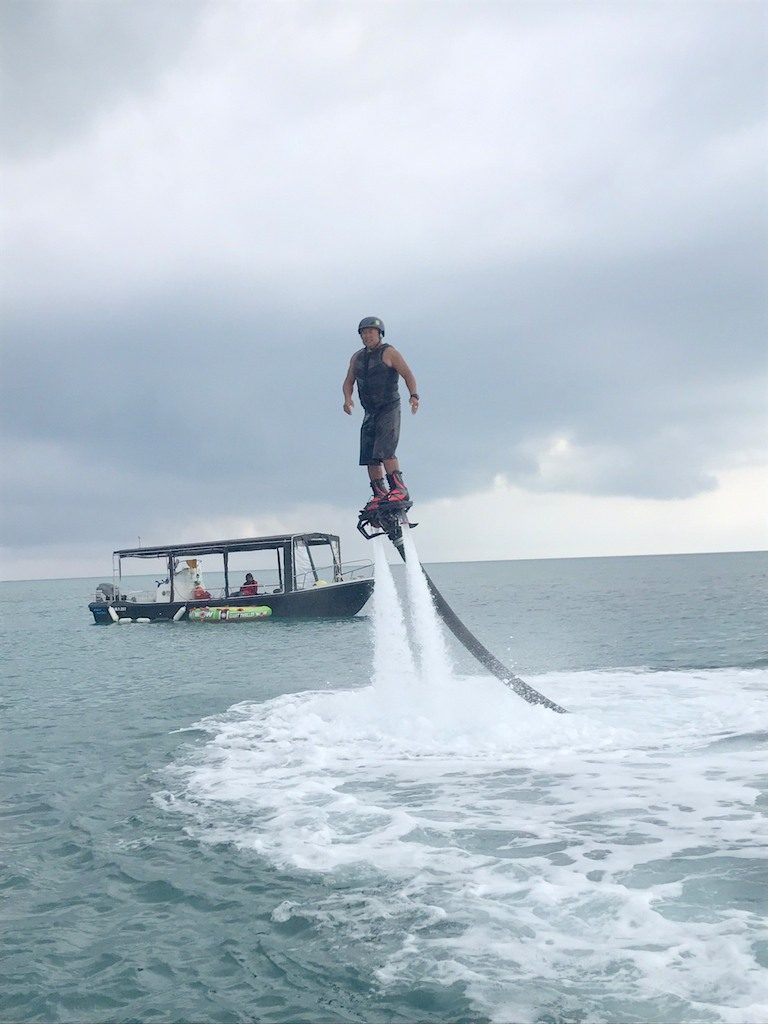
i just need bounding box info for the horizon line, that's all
[2,547,765,585]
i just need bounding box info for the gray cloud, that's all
[2,0,766,562]
[0,0,207,158]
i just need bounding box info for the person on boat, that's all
[238,573,258,596]
[342,316,419,514]
[193,581,211,600]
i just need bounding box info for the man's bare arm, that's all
[342,355,356,414]
[384,348,419,413]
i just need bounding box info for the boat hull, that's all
[89,578,373,624]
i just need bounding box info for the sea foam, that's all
[159,536,768,1024]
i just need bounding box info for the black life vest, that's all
[354,342,399,412]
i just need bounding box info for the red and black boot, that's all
[385,470,410,505]
[362,476,389,515]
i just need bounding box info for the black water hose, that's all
[394,540,568,714]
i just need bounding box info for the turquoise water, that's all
[2,550,767,1023]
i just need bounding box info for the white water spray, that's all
[371,539,418,694]
[400,525,453,685]
[370,525,454,700]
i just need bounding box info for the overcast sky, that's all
[1,0,766,580]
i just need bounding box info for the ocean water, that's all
[1,548,767,1024]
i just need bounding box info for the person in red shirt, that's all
[193,582,211,600]
[238,573,258,596]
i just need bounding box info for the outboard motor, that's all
[95,582,118,603]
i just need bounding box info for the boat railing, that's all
[111,588,170,604]
[220,586,284,599]
[112,585,286,604]
[296,566,330,590]
[294,559,372,590]
[102,563,370,603]
[339,559,374,582]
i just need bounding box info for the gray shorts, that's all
[359,403,401,465]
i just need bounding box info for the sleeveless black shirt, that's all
[354,343,400,412]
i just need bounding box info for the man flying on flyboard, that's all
[343,316,420,538]
[342,316,567,713]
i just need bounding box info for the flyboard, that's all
[358,499,567,714]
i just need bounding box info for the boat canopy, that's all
[114,533,340,560]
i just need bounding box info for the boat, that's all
[88,532,374,624]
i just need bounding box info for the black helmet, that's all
[358,316,385,337]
